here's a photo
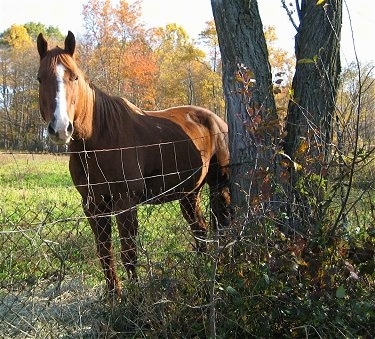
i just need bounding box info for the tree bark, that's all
[211,0,278,213]
[283,0,342,234]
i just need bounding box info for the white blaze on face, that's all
[53,64,71,138]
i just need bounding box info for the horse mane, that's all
[90,84,142,141]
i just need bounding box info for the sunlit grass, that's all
[0,153,79,223]
[0,153,94,287]
[0,152,201,286]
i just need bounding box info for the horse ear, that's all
[64,31,76,56]
[37,33,48,59]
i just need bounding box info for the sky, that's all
[0,0,374,66]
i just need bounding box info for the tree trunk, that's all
[283,0,342,235]
[211,0,279,214]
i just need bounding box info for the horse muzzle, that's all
[47,119,74,144]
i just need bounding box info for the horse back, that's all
[145,105,229,169]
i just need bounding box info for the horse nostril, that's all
[67,121,74,134]
[47,122,56,136]
[47,119,73,142]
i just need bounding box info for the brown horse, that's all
[37,31,231,297]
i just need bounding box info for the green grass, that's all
[1,152,373,338]
[0,153,93,287]
[0,153,71,187]
[0,152,201,287]
[0,153,79,223]
[0,153,214,337]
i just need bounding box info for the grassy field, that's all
[0,151,199,279]
[0,152,373,338]
[0,152,207,337]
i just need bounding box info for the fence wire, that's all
[0,151,226,338]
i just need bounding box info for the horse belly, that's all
[142,166,203,203]
[141,137,205,203]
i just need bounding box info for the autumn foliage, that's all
[0,0,225,150]
[0,0,373,337]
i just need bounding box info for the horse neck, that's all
[71,80,142,150]
[73,79,95,140]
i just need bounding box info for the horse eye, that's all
[71,74,79,81]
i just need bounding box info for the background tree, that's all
[152,24,208,109]
[211,0,280,213]
[336,62,375,150]
[198,20,225,117]
[80,0,159,108]
[331,61,375,236]
[283,0,342,235]
[0,24,32,49]
[121,38,157,108]
[0,23,62,150]
[24,22,64,41]
[265,25,295,120]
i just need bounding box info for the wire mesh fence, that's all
[0,151,223,338]
[2,151,374,337]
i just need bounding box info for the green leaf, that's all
[225,285,238,295]
[297,58,315,64]
[336,286,346,299]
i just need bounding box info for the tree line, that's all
[0,1,222,151]
[0,0,300,152]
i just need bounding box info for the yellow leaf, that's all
[316,0,326,5]
[293,162,303,171]
[277,151,303,171]
[296,140,309,156]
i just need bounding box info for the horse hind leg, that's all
[180,191,208,252]
[209,183,232,232]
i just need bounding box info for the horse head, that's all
[37,31,78,144]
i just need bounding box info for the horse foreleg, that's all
[180,192,208,252]
[116,208,138,280]
[86,213,121,297]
